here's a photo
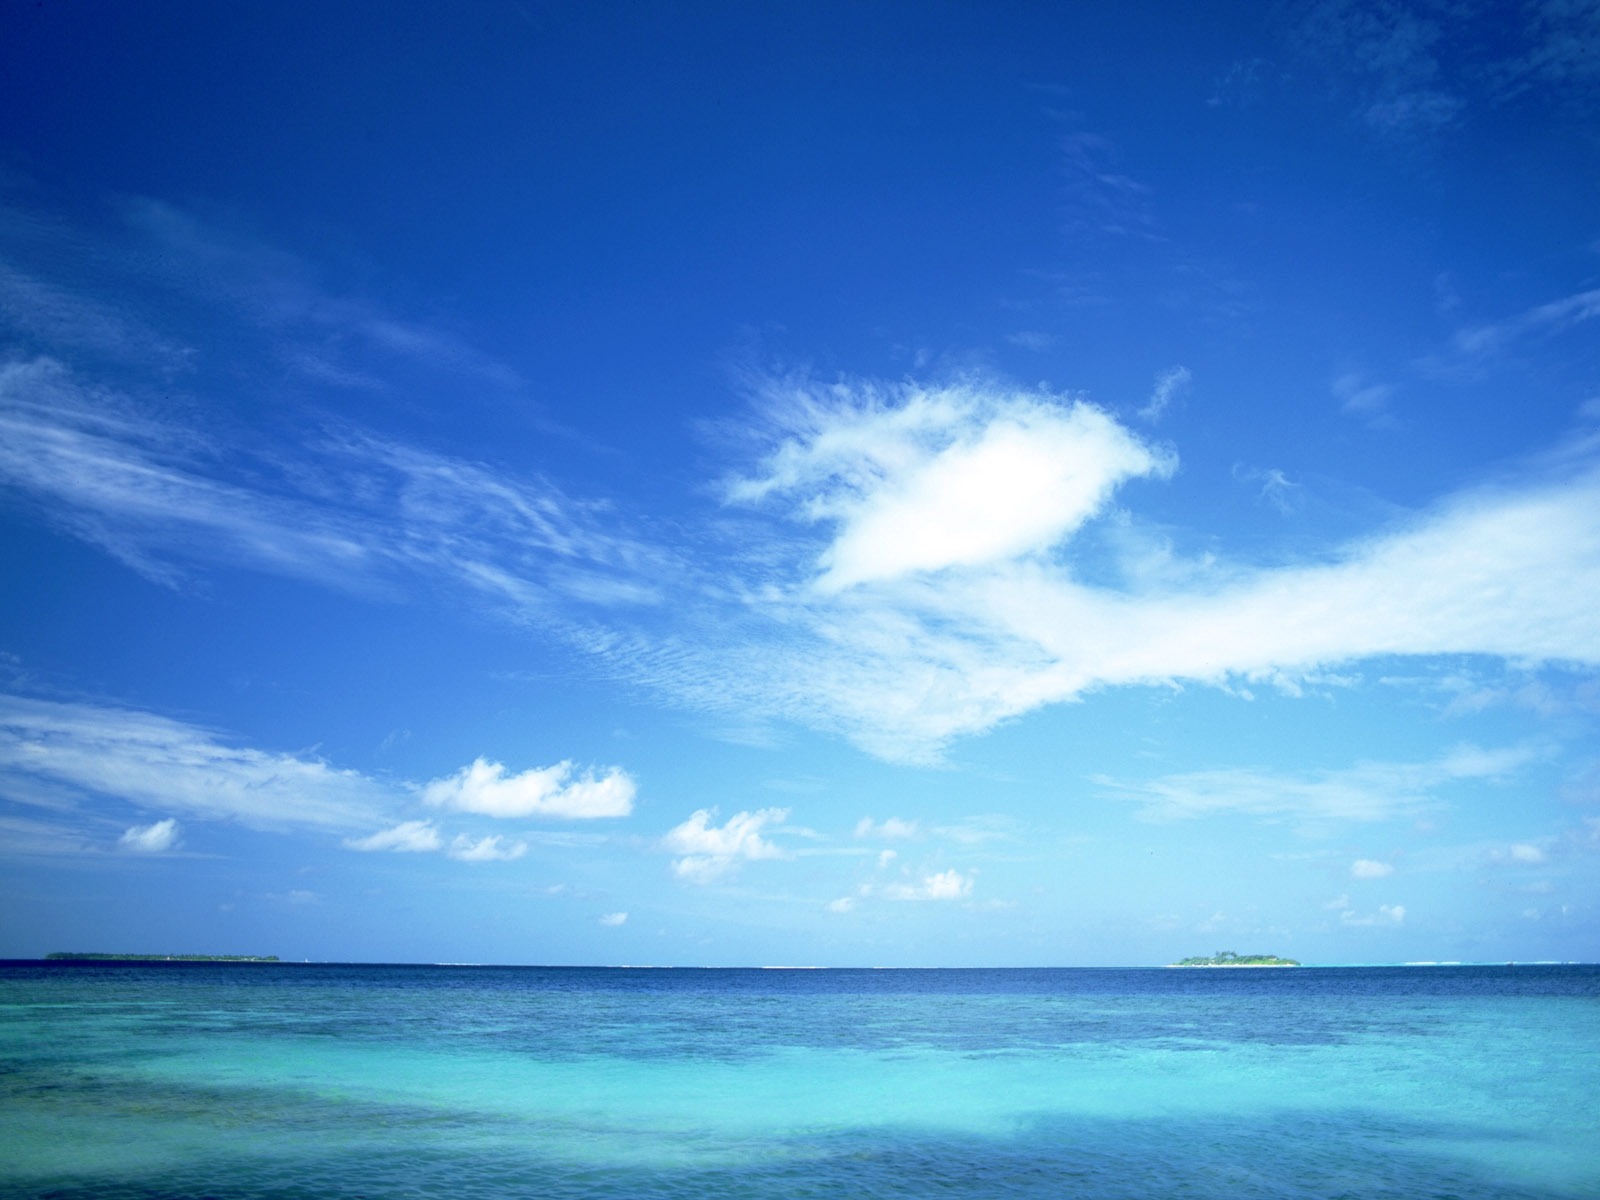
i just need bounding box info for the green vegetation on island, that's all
[45,952,280,962]
[1169,950,1300,967]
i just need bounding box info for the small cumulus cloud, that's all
[118,818,179,853]
[344,820,443,853]
[855,816,919,840]
[598,911,628,927]
[447,833,528,863]
[1351,858,1394,879]
[1341,903,1406,926]
[1487,841,1549,866]
[663,807,790,883]
[422,758,635,819]
[883,869,974,901]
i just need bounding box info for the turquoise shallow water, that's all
[1,963,1596,1199]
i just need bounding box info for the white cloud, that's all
[1509,842,1546,863]
[640,372,1600,761]
[598,911,628,926]
[0,693,388,832]
[344,820,443,853]
[854,816,919,840]
[1351,858,1394,879]
[1341,903,1406,926]
[728,377,1173,593]
[447,833,528,862]
[1138,365,1190,423]
[663,807,789,882]
[826,896,857,914]
[11,267,1600,772]
[118,818,179,853]
[421,758,635,819]
[0,694,624,864]
[1101,744,1535,823]
[883,869,974,901]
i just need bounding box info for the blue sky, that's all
[2,1,1597,966]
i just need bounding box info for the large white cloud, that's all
[421,758,635,819]
[729,378,1172,592]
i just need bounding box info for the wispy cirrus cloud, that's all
[1138,365,1189,424]
[1056,131,1157,239]
[1098,744,1538,824]
[1438,288,1600,371]
[0,692,390,834]
[0,356,663,605]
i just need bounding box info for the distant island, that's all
[1169,950,1299,968]
[46,952,280,962]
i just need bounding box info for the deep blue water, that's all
[1,962,1596,1198]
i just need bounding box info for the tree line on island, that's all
[1169,950,1300,967]
[45,952,280,962]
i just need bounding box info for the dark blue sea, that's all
[1,962,1596,1199]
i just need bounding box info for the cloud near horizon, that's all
[0,693,637,861]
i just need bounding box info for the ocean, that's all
[1,961,1595,1199]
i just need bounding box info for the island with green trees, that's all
[1168,950,1300,967]
[46,952,280,962]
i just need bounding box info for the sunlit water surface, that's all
[1,962,1596,1199]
